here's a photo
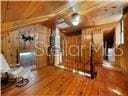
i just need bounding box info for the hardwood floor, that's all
[1,65,128,96]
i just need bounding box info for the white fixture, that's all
[72,13,80,26]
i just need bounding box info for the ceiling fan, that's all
[69,0,80,26]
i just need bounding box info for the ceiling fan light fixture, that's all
[72,13,80,26]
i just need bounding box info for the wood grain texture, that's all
[115,12,128,72]
[1,24,51,68]
[82,28,103,65]
[62,33,82,71]
[1,65,128,96]
[1,1,127,32]
[61,24,114,72]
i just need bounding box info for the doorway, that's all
[103,28,115,67]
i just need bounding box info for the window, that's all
[120,19,124,44]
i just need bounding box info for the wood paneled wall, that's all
[1,24,51,68]
[82,28,103,65]
[115,12,128,72]
[61,28,103,72]
[62,33,84,71]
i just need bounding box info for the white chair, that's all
[0,53,30,87]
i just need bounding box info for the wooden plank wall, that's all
[115,12,128,72]
[124,12,128,72]
[62,34,83,71]
[82,28,103,65]
[81,30,91,72]
[61,28,103,72]
[1,24,51,68]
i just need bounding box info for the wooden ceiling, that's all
[1,0,128,32]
